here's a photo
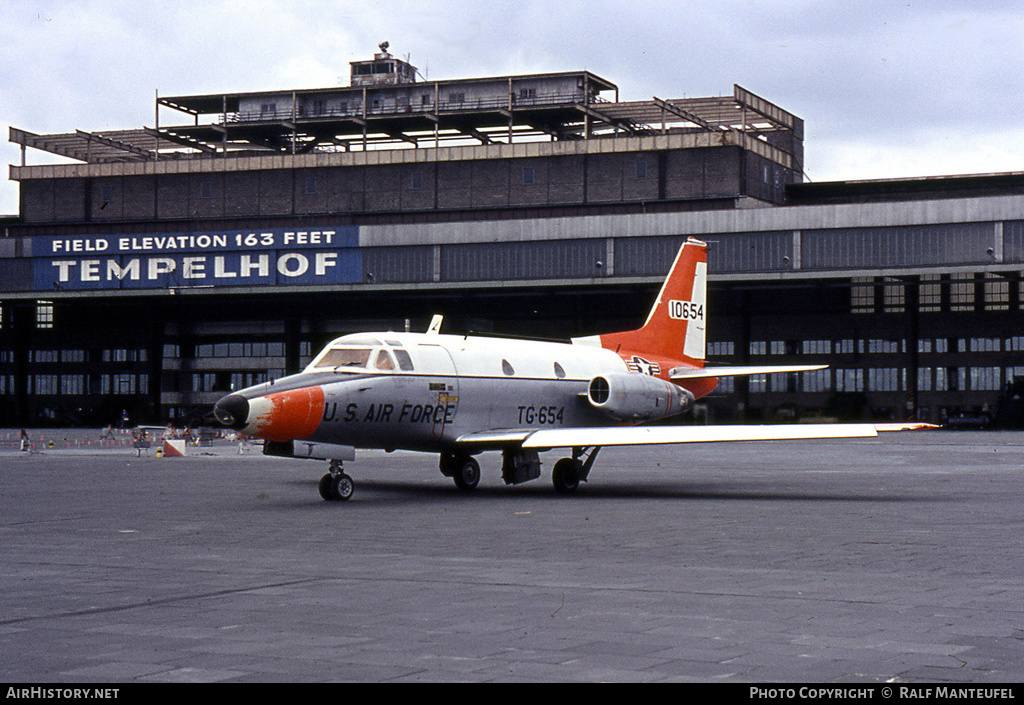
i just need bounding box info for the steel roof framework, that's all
[11,81,801,164]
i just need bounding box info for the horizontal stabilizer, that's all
[670,364,828,380]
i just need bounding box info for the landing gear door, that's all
[415,342,459,440]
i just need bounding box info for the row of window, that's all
[27,348,148,363]
[253,85,542,120]
[710,336,1024,358]
[853,275,1018,313]
[714,366,1016,394]
[20,373,149,396]
[190,342,298,359]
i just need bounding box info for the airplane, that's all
[212,237,931,501]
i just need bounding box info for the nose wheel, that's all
[319,460,355,501]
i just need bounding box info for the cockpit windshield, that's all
[308,334,415,373]
[313,347,372,369]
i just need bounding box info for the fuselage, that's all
[215,330,711,453]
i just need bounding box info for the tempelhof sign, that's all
[33,226,360,291]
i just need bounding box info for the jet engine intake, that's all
[586,373,694,421]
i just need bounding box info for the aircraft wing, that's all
[457,422,933,451]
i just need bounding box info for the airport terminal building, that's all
[3,45,1024,428]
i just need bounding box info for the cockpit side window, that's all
[393,349,415,371]
[374,349,396,371]
[314,347,372,369]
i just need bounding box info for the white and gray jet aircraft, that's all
[213,237,929,500]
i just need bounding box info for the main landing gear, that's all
[551,447,600,495]
[438,447,601,495]
[439,452,481,491]
[319,459,355,501]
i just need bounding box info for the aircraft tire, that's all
[318,474,334,500]
[320,472,355,501]
[453,457,481,491]
[552,458,582,495]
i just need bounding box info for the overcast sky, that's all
[1,0,1022,215]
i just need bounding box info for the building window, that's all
[61,375,85,395]
[970,367,1001,391]
[883,279,904,313]
[770,340,797,355]
[918,367,933,392]
[35,301,53,329]
[970,338,1001,352]
[522,166,535,185]
[410,170,423,190]
[802,368,831,392]
[950,274,974,312]
[200,180,213,199]
[304,174,318,195]
[448,92,465,105]
[1007,367,1024,384]
[851,277,875,314]
[836,369,864,392]
[919,275,941,312]
[868,368,901,392]
[771,372,797,393]
[634,160,648,179]
[867,339,901,354]
[802,340,831,355]
[708,341,735,356]
[32,374,59,395]
[984,278,1009,311]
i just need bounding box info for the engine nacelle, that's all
[586,373,695,421]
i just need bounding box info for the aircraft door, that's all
[414,343,460,441]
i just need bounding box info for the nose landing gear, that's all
[319,459,355,501]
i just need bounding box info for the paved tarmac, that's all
[1,428,1024,683]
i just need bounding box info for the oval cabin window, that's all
[501,359,515,376]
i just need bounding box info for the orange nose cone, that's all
[254,386,325,442]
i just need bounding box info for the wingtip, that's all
[874,422,940,432]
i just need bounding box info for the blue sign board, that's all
[32,226,361,291]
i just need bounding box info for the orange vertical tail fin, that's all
[577,237,707,367]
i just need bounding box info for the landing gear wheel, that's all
[318,473,333,500]
[453,457,481,491]
[319,472,355,501]
[552,458,582,495]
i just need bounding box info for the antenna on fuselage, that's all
[426,315,443,335]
